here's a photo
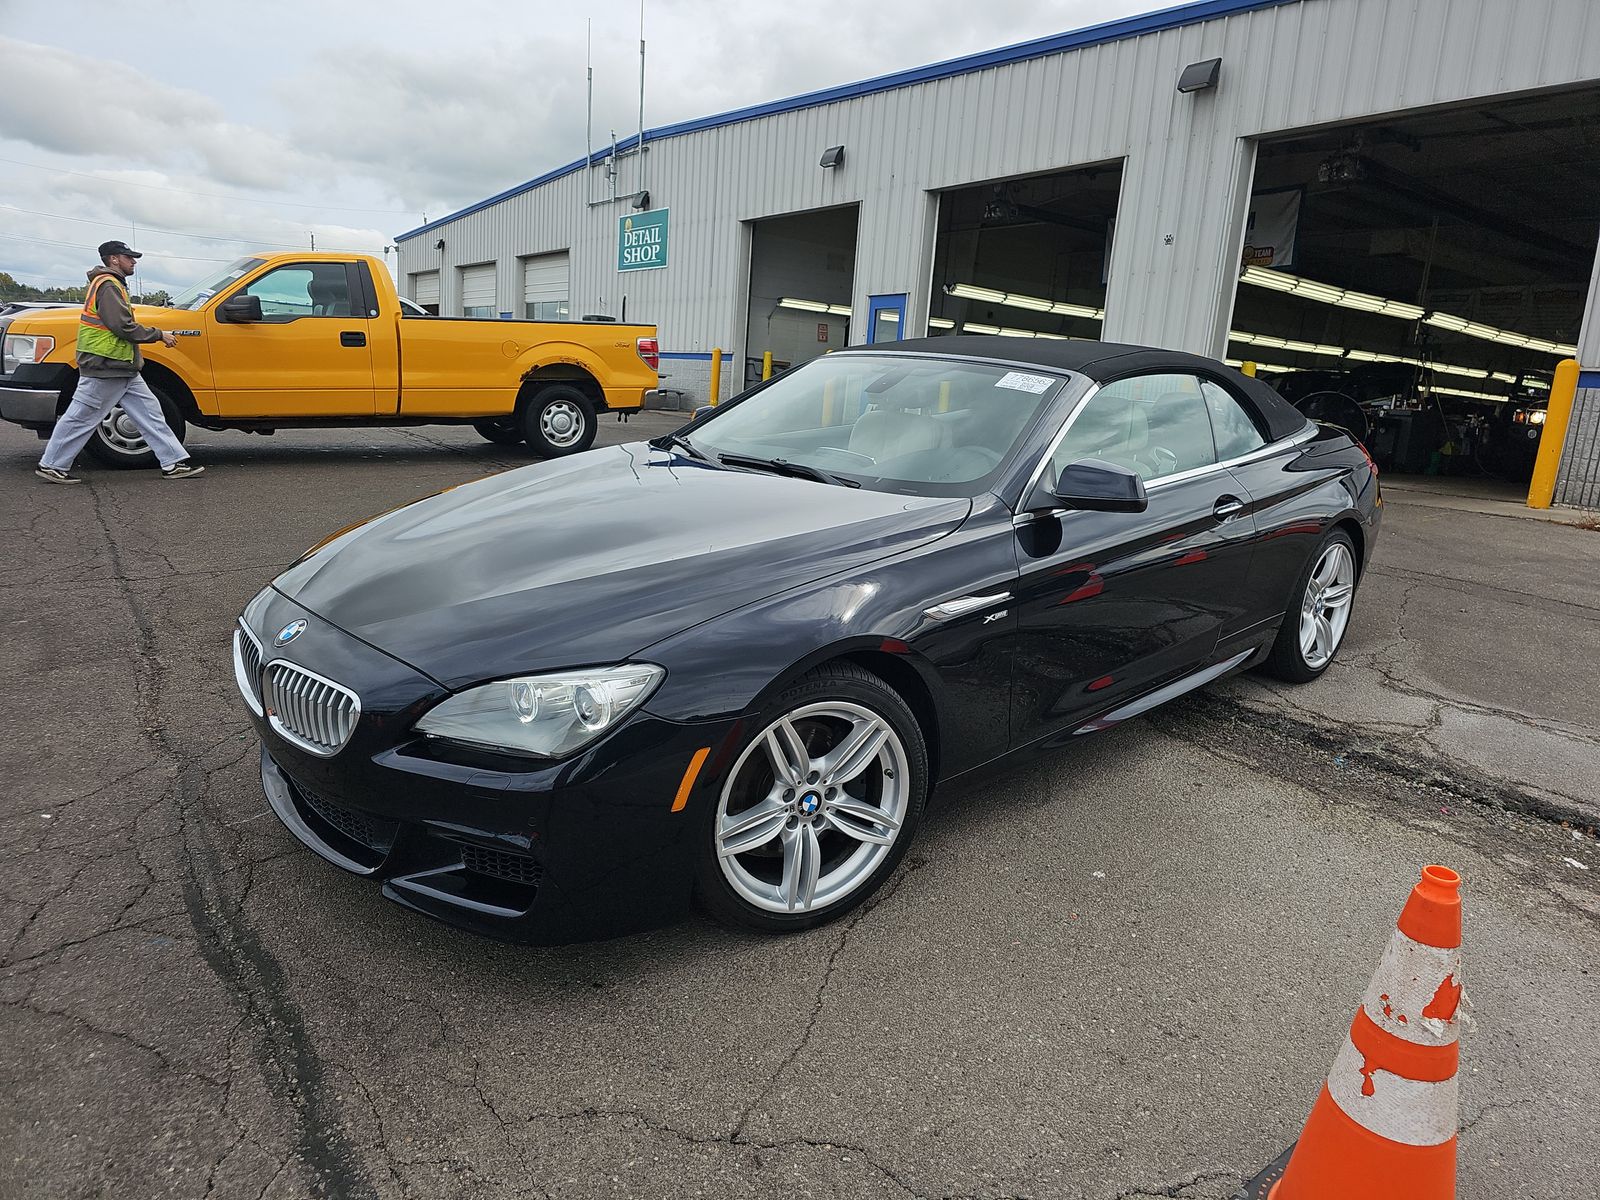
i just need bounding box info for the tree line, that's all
[1,271,171,306]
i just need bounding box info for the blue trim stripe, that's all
[396,0,1302,242]
[1579,371,1600,388]
[659,352,716,361]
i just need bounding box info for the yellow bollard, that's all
[708,347,723,406]
[1528,358,1580,509]
[1240,361,1258,378]
[762,351,773,381]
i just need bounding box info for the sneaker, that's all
[35,466,81,485]
[161,461,206,480]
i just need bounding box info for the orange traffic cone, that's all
[1236,865,1464,1200]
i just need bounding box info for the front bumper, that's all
[0,364,73,429]
[240,588,737,943]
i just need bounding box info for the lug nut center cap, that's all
[799,792,821,816]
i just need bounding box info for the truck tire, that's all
[521,385,597,458]
[83,383,188,470]
[472,418,525,445]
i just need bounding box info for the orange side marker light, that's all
[671,747,712,813]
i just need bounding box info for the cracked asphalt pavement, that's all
[2,413,1597,1199]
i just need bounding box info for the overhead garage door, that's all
[523,252,569,321]
[460,264,496,317]
[411,271,439,314]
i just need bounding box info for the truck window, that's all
[241,264,354,321]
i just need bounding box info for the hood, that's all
[274,444,970,690]
[86,266,123,284]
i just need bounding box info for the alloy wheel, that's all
[715,701,910,914]
[1299,541,1356,669]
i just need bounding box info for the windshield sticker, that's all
[995,371,1054,394]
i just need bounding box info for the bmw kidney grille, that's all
[265,661,361,756]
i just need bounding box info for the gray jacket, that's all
[75,266,162,378]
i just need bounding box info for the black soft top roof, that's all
[853,335,1309,443]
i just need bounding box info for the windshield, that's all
[687,353,1068,495]
[168,258,264,311]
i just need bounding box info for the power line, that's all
[1,206,373,253]
[0,156,423,217]
[0,231,234,263]
[2,205,312,249]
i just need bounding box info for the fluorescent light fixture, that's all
[1241,266,1576,356]
[778,298,852,317]
[1240,267,1425,321]
[965,323,1002,335]
[929,316,956,329]
[1225,358,1291,374]
[1422,314,1574,355]
[1432,386,1509,402]
[945,282,1105,322]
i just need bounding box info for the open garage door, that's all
[928,162,1124,344]
[745,207,859,385]
[1231,88,1600,492]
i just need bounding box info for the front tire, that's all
[1263,529,1359,683]
[472,418,524,445]
[694,665,928,934]
[82,385,186,469]
[520,385,596,457]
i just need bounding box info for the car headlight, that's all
[414,664,665,758]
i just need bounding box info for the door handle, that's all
[1213,495,1246,520]
[340,331,367,348]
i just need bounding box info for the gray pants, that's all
[39,374,188,471]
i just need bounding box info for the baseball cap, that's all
[98,240,143,260]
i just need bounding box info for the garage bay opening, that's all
[1231,88,1600,494]
[744,206,860,385]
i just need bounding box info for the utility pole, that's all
[309,231,317,251]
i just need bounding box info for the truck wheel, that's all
[472,418,525,445]
[83,386,187,470]
[521,385,597,457]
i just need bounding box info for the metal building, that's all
[394,0,1600,504]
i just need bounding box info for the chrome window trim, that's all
[233,621,265,718]
[262,658,362,758]
[1018,378,1317,512]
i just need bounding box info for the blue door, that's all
[866,294,907,344]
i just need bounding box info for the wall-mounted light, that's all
[819,145,845,169]
[631,190,651,210]
[1177,57,1221,94]
[433,238,446,250]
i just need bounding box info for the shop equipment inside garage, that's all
[928,88,1600,490]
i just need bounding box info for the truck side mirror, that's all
[218,294,263,323]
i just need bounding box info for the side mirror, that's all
[218,294,263,323]
[1050,459,1148,513]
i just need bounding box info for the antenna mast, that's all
[637,0,646,193]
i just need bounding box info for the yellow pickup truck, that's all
[0,252,659,466]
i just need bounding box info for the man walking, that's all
[36,241,204,483]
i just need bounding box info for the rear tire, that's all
[520,385,597,458]
[472,418,524,445]
[1262,529,1359,684]
[82,384,187,469]
[693,665,928,934]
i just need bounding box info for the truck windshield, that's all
[169,258,264,311]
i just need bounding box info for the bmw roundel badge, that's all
[275,619,307,647]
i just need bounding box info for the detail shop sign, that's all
[618,209,669,272]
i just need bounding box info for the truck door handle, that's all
[340,331,367,348]
[1213,495,1246,520]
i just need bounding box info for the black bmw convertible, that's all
[233,338,1380,942]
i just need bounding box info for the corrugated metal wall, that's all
[397,0,1600,372]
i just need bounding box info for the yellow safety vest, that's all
[77,273,136,363]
